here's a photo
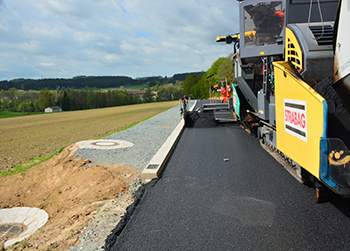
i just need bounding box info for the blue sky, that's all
[0,0,239,81]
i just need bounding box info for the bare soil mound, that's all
[0,145,140,250]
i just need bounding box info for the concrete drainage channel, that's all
[141,100,197,183]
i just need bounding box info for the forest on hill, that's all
[0,72,204,91]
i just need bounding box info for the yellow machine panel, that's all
[274,61,327,179]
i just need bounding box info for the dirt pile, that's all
[0,145,140,250]
[314,76,350,148]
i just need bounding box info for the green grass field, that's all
[0,111,42,119]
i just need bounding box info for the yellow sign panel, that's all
[284,99,307,142]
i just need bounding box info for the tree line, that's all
[182,56,233,100]
[0,72,204,91]
[0,83,184,113]
[0,88,138,112]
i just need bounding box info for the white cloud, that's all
[0,0,239,81]
[40,62,55,67]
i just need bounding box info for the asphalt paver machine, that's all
[217,0,350,202]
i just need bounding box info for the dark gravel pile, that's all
[185,111,219,128]
[314,76,350,148]
[314,76,348,114]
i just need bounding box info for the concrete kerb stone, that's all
[141,100,197,183]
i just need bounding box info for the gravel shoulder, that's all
[75,104,186,171]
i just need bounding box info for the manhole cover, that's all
[0,207,48,249]
[91,141,119,146]
[76,140,134,149]
[0,223,26,240]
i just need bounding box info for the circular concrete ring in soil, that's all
[76,140,134,150]
[0,207,48,248]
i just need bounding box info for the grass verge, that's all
[0,111,42,119]
[0,148,64,177]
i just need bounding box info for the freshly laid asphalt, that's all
[107,100,350,251]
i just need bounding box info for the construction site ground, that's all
[0,103,188,250]
[0,144,140,250]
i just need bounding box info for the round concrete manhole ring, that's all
[0,207,48,249]
[76,139,134,150]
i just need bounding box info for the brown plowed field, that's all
[0,101,178,172]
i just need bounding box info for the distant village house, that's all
[125,90,150,100]
[45,106,62,113]
[124,90,147,96]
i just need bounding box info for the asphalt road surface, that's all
[108,102,350,250]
